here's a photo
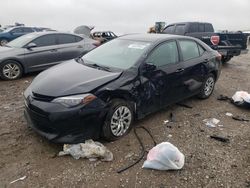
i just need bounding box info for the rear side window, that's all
[22,27,33,33]
[75,36,83,42]
[205,24,214,32]
[57,34,79,44]
[163,25,175,34]
[147,41,179,67]
[189,23,198,33]
[175,25,186,35]
[198,24,205,32]
[32,34,57,47]
[179,40,200,61]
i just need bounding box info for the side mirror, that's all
[26,43,37,49]
[144,63,156,72]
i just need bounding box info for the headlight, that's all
[52,93,97,107]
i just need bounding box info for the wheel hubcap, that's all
[110,106,132,137]
[204,77,214,96]
[3,63,20,79]
[0,40,8,46]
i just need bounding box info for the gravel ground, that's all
[0,52,250,188]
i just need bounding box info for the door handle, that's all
[175,68,184,73]
[77,45,83,48]
[204,58,209,63]
[50,49,57,52]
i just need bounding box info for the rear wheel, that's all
[221,56,232,64]
[102,99,134,141]
[197,74,215,99]
[0,60,23,80]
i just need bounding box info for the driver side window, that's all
[11,28,23,34]
[31,34,57,47]
[147,41,179,67]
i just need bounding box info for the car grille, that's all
[32,92,55,102]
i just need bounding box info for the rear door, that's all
[56,34,85,60]
[24,34,60,71]
[139,40,184,115]
[176,39,208,98]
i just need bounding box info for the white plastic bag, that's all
[232,91,250,104]
[142,142,185,170]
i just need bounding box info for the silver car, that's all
[0,32,98,80]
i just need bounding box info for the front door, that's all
[24,34,60,71]
[139,40,185,116]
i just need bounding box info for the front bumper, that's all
[24,94,108,144]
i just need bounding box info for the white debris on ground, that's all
[163,120,169,124]
[225,112,233,117]
[10,176,27,184]
[142,142,185,170]
[58,139,113,162]
[203,118,220,128]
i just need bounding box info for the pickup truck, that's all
[162,22,249,63]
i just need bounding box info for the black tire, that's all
[222,56,232,64]
[102,99,134,141]
[197,74,215,99]
[0,38,8,46]
[0,60,23,80]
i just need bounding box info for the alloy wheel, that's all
[204,77,215,96]
[0,39,8,46]
[2,63,21,79]
[110,106,132,137]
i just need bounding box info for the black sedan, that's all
[0,32,97,80]
[24,34,221,143]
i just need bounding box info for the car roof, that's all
[119,33,196,42]
[167,22,212,26]
[25,31,82,38]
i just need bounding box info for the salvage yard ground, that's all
[0,51,250,188]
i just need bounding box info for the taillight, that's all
[93,40,101,47]
[210,35,220,45]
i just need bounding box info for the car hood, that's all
[30,60,122,97]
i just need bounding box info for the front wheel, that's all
[0,60,23,80]
[0,39,8,46]
[197,74,215,99]
[102,99,134,141]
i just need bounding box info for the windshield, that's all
[7,33,37,48]
[82,39,151,70]
[2,27,14,33]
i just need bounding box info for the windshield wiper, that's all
[87,63,111,72]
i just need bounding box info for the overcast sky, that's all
[1,0,250,34]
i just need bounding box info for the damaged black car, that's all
[24,34,221,143]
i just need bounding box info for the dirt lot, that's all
[0,52,250,188]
